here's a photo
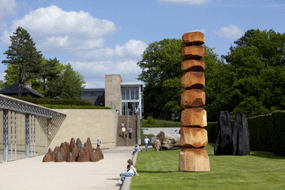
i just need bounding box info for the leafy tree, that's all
[220,29,285,119]
[1,26,42,97]
[137,39,184,120]
[0,80,5,91]
[40,57,62,96]
[60,63,86,100]
[137,38,224,121]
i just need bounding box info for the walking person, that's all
[128,127,133,139]
[121,121,126,139]
[115,159,139,185]
[129,108,133,115]
[97,139,101,148]
[144,136,150,153]
[122,126,126,139]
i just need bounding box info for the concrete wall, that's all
[49,109,118,150]
[105,75,122,115]
[142,127,181,136]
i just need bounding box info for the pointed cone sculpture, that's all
[179,31,210,172]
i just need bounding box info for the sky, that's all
[0,0,284,88]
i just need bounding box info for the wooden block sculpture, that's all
[179,32,210,172]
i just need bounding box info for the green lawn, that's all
[130,143,285,190]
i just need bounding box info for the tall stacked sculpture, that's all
[179,32,210,172]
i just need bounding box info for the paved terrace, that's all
[0,146,136,190]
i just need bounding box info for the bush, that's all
[146,116,155,124]
[14,97,94,106]
[39,104,111,109]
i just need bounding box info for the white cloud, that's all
[189,29,207,34]
[0,73,6,80]
[116,60,142,74]
[158,0,211,5]
[0,0,17,20]
[1,5,118,51]
[69,60,142,75]
[69,61,110,74]
[76,40,148,60]
[214,24,243,40]
[0,29,11,44]
[84,81,105,88]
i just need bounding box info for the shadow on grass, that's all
[159,147,181,151]
[138,170,175,173]
[208,151,285,159]
[250,151,285,159]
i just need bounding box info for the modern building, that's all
[81,74,144,119]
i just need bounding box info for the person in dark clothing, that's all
[128,127,133,139]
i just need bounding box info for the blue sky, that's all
[0,0,284,88]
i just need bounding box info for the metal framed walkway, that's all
[0,94,66,162]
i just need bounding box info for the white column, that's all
[139,85,142,119]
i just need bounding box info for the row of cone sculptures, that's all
[43,137,104,162]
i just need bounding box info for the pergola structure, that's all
[0,94,66,162]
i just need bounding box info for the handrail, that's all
[0,94,66,118]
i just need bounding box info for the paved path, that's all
[0,147,134,190]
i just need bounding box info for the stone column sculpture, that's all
[179,32,210,172]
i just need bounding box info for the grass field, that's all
[130,143,285,190]
[141,118,181,128]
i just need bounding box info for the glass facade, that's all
[121,87,141,116]
[121,102,140,116]
[121,87,139,100]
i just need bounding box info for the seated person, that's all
[115,159,139,185]
[132,144,141,155]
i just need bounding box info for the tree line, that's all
[137,29,285,122]
[1,26,85,100]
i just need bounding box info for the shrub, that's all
[39,104,111,109]
[146,116,155,124]
[14,97,93,106]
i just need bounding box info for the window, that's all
[125,88,129,100]
[121,88,125,100]
[134,88,139,100]
[131,88,135,100]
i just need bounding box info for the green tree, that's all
[137,39,184,120]
[220,29,285,118]
[1,26,42,97]
[60,63,86,100]
[40,57,62,96]
[0,80,5,91]
[44,60,66,98]
[137,38,224,121]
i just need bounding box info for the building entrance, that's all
[122,102,139,115]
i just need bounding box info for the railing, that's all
[0,94,66,162]
[111,101,117,111]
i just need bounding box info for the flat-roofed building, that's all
[81,74,144,119]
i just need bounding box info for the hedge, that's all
[39,104,111,109]
[14,97,93,106]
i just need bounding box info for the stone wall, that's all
[49,109,118,150]
[105,75,122,114]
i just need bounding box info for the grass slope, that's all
[131,143,285,190]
